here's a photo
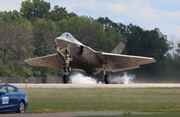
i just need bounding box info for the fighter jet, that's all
[25,32,156,84]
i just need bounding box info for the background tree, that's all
[20,0,50,19]
[0,11,33,78]
[124,25,170,59]
[32,18,58,83]
[49,5,77,21]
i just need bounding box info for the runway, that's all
[12,83,180,88]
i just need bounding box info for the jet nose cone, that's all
[55,36,63,40]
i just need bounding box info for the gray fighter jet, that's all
[25,32,156,84]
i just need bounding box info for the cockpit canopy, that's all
[58,32,83,45]
[60,32,75,41]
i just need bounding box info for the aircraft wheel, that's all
[63,75,68,83]
[104,74,110,84]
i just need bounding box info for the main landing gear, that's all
[103,61,110,84]
[104,74,110,84]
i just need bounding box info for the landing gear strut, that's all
[57,47,72,84]
[62,53,72,84]
[63,66,71,72]
[62,55,71,83]
[103,61,110,84]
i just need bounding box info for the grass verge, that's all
[80,112,180,117]
[24,88,180,113]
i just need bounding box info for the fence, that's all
[0,77,63,83]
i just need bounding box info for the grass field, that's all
[81,112,180,117]
[24,88,180,116]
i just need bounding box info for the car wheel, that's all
[18,101,25,113]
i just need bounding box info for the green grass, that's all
[23,88,180,113]
[80,112,180,117]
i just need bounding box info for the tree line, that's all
[0,0,179,82]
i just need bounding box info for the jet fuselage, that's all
[55,32,102,75]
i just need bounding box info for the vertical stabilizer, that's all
[111,42,125,54]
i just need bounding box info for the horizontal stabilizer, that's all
[111,42,125,54]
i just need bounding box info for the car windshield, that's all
[0,85,8,93]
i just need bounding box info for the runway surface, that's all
[12,83,180,88]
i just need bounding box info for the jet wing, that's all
[99,52,156,72]
[24,54,64,68]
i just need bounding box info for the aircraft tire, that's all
[104,74,110,84]
[63,75,68,83]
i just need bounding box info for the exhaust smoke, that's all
[69,72,135,84]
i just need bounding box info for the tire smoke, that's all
[69,73,97,84]
[69,72,135,84]
[111,72,135,84]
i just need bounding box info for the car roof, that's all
[0,83,18,88]
[0,83,7,86]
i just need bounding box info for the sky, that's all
[0,0,180,41]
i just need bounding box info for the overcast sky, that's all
[0,0,180,40]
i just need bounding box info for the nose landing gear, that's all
[62,55,72,83]
[57,46,72,84]
[63,54,72,73]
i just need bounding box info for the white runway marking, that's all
[12,83,180,88]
